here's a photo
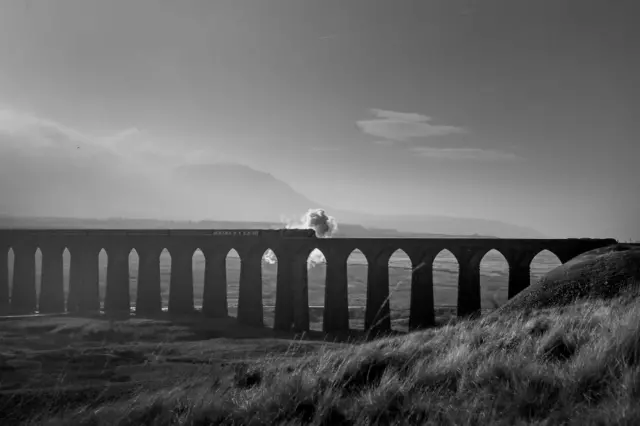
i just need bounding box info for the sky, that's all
[0,0,638,239]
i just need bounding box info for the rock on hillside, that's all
[493,244,640,316]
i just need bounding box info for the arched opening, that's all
[1,247,8,310]
[35,248,42,308]
[129,249,139,311]
[432,249,459,320]
[98,248,108,309]
[261,249,278,327]
[479,249,509,310]
[388,249,412,331]
[347,249,367,330]
[192,249,205,311]
[530,250,562,285]
[307,248,326,331]
[226,248,241,318]
[159,248,171,310]
[7,248,13,301]
[62,248,70,308]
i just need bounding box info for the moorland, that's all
[1,243,639,425]
[4,216,623,425]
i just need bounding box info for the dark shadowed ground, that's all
[3,248,635,425]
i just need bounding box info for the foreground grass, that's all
[18,288,639,426]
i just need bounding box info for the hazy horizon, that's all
[1,0,638,240]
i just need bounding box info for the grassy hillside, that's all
[3,246,636,425]
[2,281,638,425]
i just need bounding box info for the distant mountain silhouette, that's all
[171,163,546,238]
[0,161,547,238]
[171,163,317,222]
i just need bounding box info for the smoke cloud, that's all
[263,208,338,267]
[293,208,338,238]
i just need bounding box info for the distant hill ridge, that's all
[0,162,546,238]
[172,163,546,237]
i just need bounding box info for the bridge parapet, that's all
[0,229,617,333]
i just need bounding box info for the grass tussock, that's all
[12,284,640,425]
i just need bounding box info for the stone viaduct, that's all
[0,229,617,333]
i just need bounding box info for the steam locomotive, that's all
[277,228,317,238]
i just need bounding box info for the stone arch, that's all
[166,244,197,314]
[192,248,205,310]
[34,247,42,308]
[388,248,412,331]
[530,249,562,285]
[432,249,459,319]
[0,246,8,312]
[7,247,13,301]
[62,247,71,309]
[6,243,38,313]
[129,248,140,310]
[346,248,367,330]
[225,248,241,318]
[307,247,326,268]
[307,247,326,330]
[159,248,171,310]
[0,246,6,305]
[479,249,509,310]
[261,247,278,324]
[98,248,108,309]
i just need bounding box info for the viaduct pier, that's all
[0,229,617,334]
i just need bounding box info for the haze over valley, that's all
[0,0,638,241]
[1,161,546,238]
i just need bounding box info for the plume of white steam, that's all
[262,208,338,268]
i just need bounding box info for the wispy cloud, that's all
[310,146,342,152]
[359,108,519,161]
[373,140,396,146]
[356,108,465,142]
[0,107,123,162]
[410,146,521,161]
[0,105,226,183]
[0,105,230,217]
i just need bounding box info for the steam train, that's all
[210,229,317,238]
